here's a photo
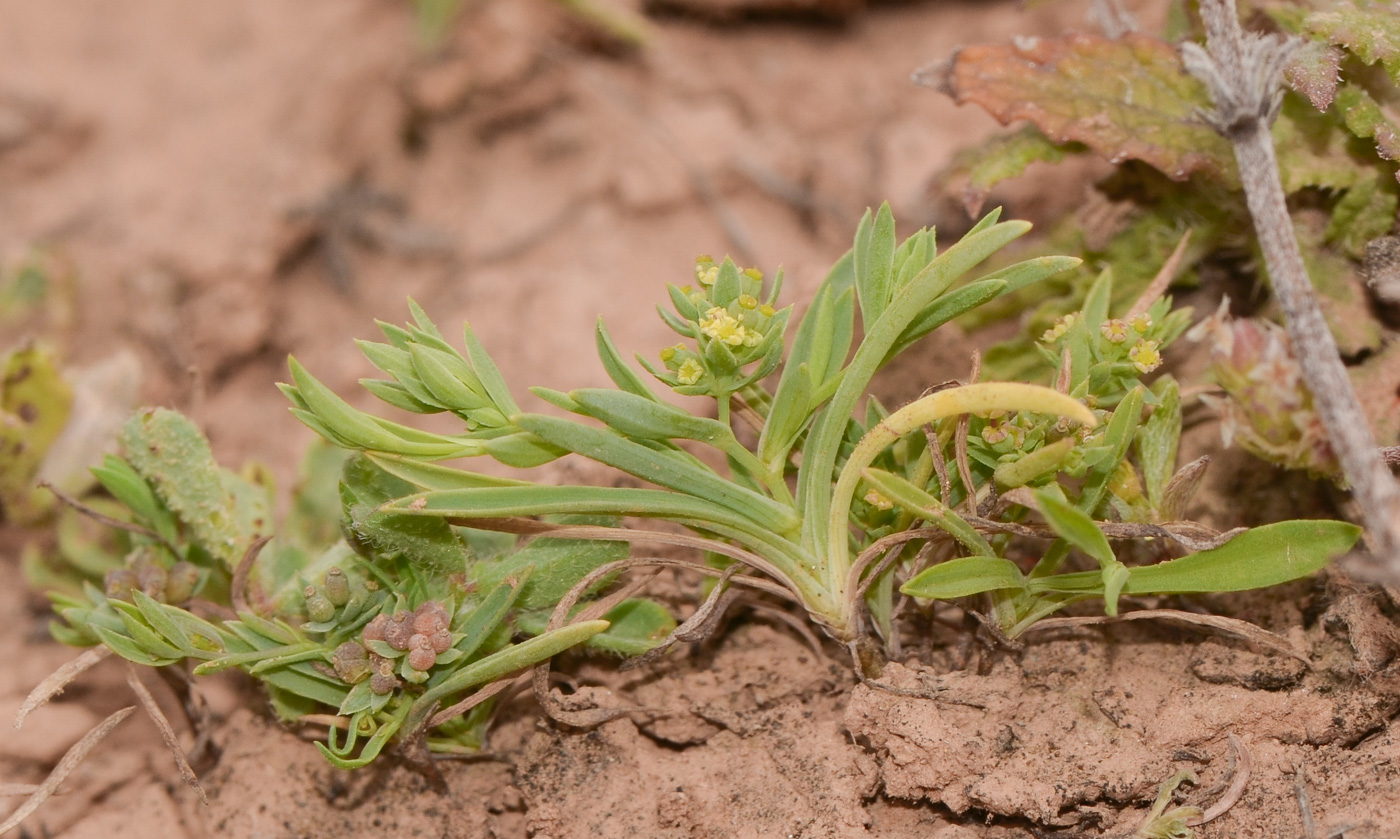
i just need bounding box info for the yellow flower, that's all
[1128,339,1162,373]
[982,420,1010,445]
[700,307,746,346]
[695,257,719,287]
[677,358,704,385]
[1130,312,1153,334]
[738,294,758,310]
[1041,313,1077,343]
[1100,319,1129,344]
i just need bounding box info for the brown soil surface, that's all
[3,0,1399,837]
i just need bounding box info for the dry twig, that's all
[1182,0,1400,581]
[14,647,112,730]
[0,706,135,836]
[125,665,207,805]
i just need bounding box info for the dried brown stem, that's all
[0,706,135,836]
[15,647,112,730]
[230,535,273,614]
[1026,609,1307,663]
[1183,0,1400,580]
[40,481,182,558]
[125,665,206,805]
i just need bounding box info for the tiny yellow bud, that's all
[659,346,676,362]
[1130,312,1153,334]
[677,358,704,385]
[743,267,764,281]
[758,304,776,317]
[738,294,758,309]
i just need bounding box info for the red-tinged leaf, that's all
[929,33,1236,185]
[1306,5,1400,84]
[1285,41,1343,111]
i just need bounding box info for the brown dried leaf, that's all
[933,33,1236,184]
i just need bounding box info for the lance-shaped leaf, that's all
[514,414,800,535]
[385,484,775,538]
[473,525,628,612]
[853,203,898,327]
[1031,520,1360,596]
[1035,487,1115,568]
[569,388,734,445]
[595,319,660,401]
[901,556,1028,600]
[929,33,1235,185]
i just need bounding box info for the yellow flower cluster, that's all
[700,306,763,348]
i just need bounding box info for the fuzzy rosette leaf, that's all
[930,33,1235,185]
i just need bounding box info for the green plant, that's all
[42,408,614,768]
[283,204,1359,648]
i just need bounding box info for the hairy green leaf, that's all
[934,33,1234,184]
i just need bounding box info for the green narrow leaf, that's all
[595,319,661,401]
[1124,520,1359,594]
[1136,377,1181,509]
[414,619,610,712]
[758,361,813,468]
[93,625,180,667]
[364,452,529,491]
[1034,487,1115,568]
[514,414,800,535]
[854,203,898,327]
[901,556,1028,600]
[461,322,521,417]
[569,388,733,445]
[131,591,191,652]
[452,573,529,661]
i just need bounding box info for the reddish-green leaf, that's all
[932,33,1235,184]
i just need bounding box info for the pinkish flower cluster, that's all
[1189,299,1337,477]
[338,600,455,695]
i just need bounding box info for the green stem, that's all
[826,383,1095,632]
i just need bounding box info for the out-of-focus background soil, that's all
[3,1,1399,836]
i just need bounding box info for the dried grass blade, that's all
[1127,229,1192,318]
[125,666,207,805]
[0,705,135,836]
[15,647,112,729]
[1025,608,1308,663]
[230,535,273,614]
[1189,733,1252,825]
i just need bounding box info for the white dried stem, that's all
[1185,0,1400,579]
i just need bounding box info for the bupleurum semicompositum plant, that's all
[283,204,1360,653]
